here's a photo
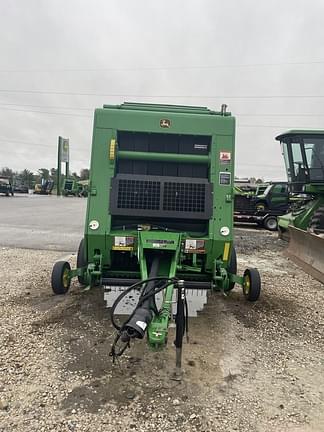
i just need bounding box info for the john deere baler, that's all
[51,102,261,369]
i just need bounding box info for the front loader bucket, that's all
[284,226,324,284]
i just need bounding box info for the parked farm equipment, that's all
[62,178,88,197]
[0,176,14,196]
[276,130,324,283]
[51,102,262,370]
[34,179,54,195]
[234,182,289,230]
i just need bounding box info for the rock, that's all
[0,400,9,410]
[189,414,197,420]
[173,399,180,406]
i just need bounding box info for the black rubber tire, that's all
[77,238,87,285]
[51,261,71,295]
[309,206,324,234]
[227,246,237,290]
[263,215,278,231]
[243,268,261,302]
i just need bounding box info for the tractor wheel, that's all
[51,261,71,295]
[228,246,237,290]
[263,215,278,231]
[309,206,324,234]
[77,238,87,285]
[243,268,261,302]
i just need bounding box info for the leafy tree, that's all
[38,168,50,180]
[0,167,14,179]
[72,171,80,180]
[20,169,34,188]
[80,168,90,180]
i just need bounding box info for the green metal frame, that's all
[66,102,251,348]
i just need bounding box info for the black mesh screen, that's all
[117,179,160,210]
[110,174,212,220]
[163,182,206,213]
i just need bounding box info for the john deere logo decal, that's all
[160,119,171,128]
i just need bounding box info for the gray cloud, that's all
[0,0,323,179]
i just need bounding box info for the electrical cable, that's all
[1,89,324,99]
[1,59,324,73]
[109,276,178,361]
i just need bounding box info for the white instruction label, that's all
[136,321,147,331]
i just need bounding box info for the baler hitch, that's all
[109,275,188,373]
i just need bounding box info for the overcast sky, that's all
[0,0,324,180]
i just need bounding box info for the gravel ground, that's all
[1,228,324,431]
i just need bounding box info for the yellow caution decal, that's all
[109,139,116,160]
[223,242,230,261]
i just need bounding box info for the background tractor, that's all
[234,182,289,231]
[276,130,324,283]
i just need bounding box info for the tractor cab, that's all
[276,130,324,193]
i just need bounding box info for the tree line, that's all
[0,167,90,188]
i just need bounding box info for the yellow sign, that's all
[109,139,116,160]
[223,242,230,261]
[112,246,133,251]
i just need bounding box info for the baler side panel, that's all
[85,125,116,268]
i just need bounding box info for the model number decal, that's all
[219,172,231,185]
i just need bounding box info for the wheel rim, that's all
[243,274,251,296]
[62,268,70,288]
[267,218,277,230]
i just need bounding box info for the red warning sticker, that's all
[220,151,231,163]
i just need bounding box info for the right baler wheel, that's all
[77,238,87,285]
[228,246,237,290]
[309,206,324,234]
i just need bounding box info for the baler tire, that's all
[51,261,71,295]
[263,215,278,231]
[228,246,237,291]
[77,238,87,285]
[243,268,261,302]
[309,207,324,234]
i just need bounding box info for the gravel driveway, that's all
[1,228,324,432]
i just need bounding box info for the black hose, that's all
[184,296,189,339]
[110,276,178,331]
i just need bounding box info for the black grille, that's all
[117,179,160,210]
[163,182,206,213]
[110,174,212,220]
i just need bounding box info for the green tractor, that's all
[276,130,324,283]
[62,179,88,197]
[51,102,261,370]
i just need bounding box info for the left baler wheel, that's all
[51,261,71,295]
